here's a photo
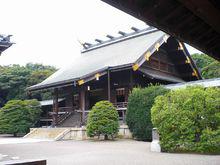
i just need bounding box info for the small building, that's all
[28,27,201,127]
[0,35,13,55]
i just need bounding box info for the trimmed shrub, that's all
[151,86,220,154]
[86,100,119,139]
[126,85,169,141]
[0,99,41,136]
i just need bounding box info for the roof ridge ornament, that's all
[131,27,140,32]
[118,31,127,36]
[106,34,114,40]
[95,39,103,43]
[83,42,92,49]
[81,26,158,52]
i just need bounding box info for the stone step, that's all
[24,128,68,140]
[58,112,81,127]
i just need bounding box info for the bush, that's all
[126,85,169,141]
[0,99,41,136]
[151,86,220,153]
[86,100,119,140]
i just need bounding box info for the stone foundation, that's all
[26,125,132,141]
[61,125,132,140]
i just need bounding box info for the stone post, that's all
[150,128,161,152]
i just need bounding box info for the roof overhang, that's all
[139,67,185,83]
[0,35,13,55]
[165,78,220,90]
[27,64,132,92]
[102,0,220,61]
[0,43,13,55]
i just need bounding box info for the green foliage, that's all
[191,53,215,69]
[0,99,41,136]
[126,85,169,141]
[86,101,119,139]
[151,86,220,153]
[191,53,220,79]
[0,63,56,107]
[202,61,220,79]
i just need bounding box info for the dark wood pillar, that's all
[52,88,59,126]
[107,69,111,101]
[130,69,134,91]
[122,110,125,124]
[80,86,86,126]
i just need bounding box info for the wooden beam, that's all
[160,5,184,23]
[174,15,195,32]
[107,69,111,101]
[52,88,58,126]
[193,28,213,43]
[178,0,220,34]
[130,69,134,90]
[79,86,86,126]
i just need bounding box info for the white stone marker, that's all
[150,128,161,152]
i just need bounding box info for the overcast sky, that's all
[0,0,202,68]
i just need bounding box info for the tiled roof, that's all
[28,27,167,91]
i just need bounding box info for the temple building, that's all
[27,27,202,127]
[0,35,13,55]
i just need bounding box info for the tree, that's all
[191,53,215,69]
[0,63,56,107]
[0,99,41,136]
[151,86,220,153]
[126,85,169,141]
[202,61,220,79]
[86,101,119,140]
[191,53,220,79]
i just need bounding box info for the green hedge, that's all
[151,86,220,154]
[126,85,169,141]
[0,99,41,136]
[86,100,119,139]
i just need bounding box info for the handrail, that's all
[113,102,128,108]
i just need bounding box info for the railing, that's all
[113,102,128,109]
[47,102,128,126]
[113,102,128,123]
[58,106,77,112]
[76,110,90,125]
[48,106,77,126]
[57,111,73,125]
[40,117,53,122]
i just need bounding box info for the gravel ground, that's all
[0,139,219,165]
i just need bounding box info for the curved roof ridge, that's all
[81,26,158,53]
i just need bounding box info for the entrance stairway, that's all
[24,128,69,140]
[58,111,81,127]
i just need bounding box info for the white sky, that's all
[0,0,202,68]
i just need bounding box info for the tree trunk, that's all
[104,135,108,140]
[13,132,17,137]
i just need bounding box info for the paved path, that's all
[0,139,219,165]
[0,137,52,145]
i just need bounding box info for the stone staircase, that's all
[24,128,69,140]
[58,111,81,127]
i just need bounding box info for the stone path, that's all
[0,137,52,145]
[0,139,219,165]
